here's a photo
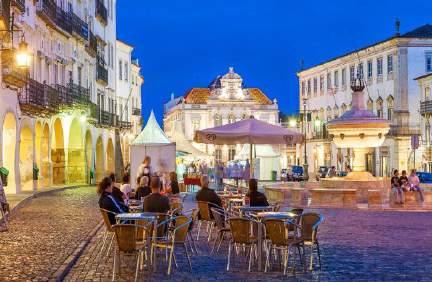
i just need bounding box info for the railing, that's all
[420,100,432,116]
[19,78,59,116]
[95,0,107,25]
[36,0,72,35]
[71,12,88,40]
[101,110,115,126]
[96,56,108,85]
[132,108,141,116]
[56,82,90,107]
[388,124,421,136]
[10,0,24,11]
[118,120,132,129]
[85,30,97,57]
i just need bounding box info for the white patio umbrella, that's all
[193,117,303,177]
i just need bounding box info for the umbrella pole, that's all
[250,143,253,179]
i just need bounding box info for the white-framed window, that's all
[192,119,200,133]
[301,81,305,96]
[387,96,394,120]
[313,77,317,94]
[228,114,235,124]
[387,55,393,73]
[349,65,355,82]
[215,147,222,161]
[319,75,324,92]
[214,114,222,126]
[326,73,331,90]
[228,146,236,161]
[367,60,373,78]
[357,63,364,79]
[377,57,383,76]
[334,70,339,87]
[119,60,123,80]
[376,98,383,118]
[307,79,311,96]
[341,68,346,86]
[426,52,432,72]
[125,63,128,81]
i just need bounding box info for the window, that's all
[425,87,431,101]
[119,60,123,80]
[307,79,311,96]
[341,68,346,87]
[319,75,324,92]
[125,63,128,81]
[313,77,317,94]
[214,114,222,126]
[228,114,235,124]
[301,81,305,96]
[326,73,331,90]
[78,66,82,86]
[334,70,339,87]
[357,63,364,80]
[228,146,236,161]
[367,98,373,112]
[192,119,200,133]
[54,64,58,85]
[376,98,383,118]
[367,60,373,79]
[349,65,355,82]
[377,57,383,76]
[215,147,222,161]
[426,52,432,72]
[387,55,393,73]
[387,96,394,120]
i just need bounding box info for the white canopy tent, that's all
[130,111,176,188]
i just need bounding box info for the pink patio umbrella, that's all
[193,117,303,177]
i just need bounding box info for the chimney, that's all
[395,18,400,36]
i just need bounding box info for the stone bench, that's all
[309,188,357,207]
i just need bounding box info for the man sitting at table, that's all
[98,176,129,225]
[143,176,170,213]
[246,179,269,207]
[196,175,222,208]
[135,176,151,200]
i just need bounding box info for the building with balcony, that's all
[297,23,432,177]
[0,0,143,194]
[417,73,432,171]
[163,67,279,164]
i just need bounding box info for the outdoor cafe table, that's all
[115,212,157,224]
[254,211,297,220]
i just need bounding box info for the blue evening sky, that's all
[117,0,432,123]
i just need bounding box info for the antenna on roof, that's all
[395,18,401,36]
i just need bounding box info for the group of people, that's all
[98,156,180,224]
[391,169,424,204]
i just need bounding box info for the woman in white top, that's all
[120,173,132,203]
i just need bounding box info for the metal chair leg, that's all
[135,252,140,282]
[106,233,115,257]
[248,245,253,272]
[309,245,314,271]
[283,249,288,275]
[316,242,322,270]
[184,243,192,271]
[100,230,108,255]
[227,241,232,271]
[216,232,225,253]
[167,247,174,275]
[112,248,117,281]
[196,221,202,240]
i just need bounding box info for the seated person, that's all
[408,169,425,203]
[143,176,170,213]
[196,175,222,208]
[135,176,151,200]
[120,173,132,202]
[246,179,269,207]
[399,170,410,191]
[391,169,404,204]
[166,171,180,195]
[109,173,125,203]
[98,176,129,225]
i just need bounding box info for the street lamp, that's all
[15,40,31,69]
[288,118,297,128]
[302,98,309,180]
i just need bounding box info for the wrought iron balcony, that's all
[101,110,115,126]
[95,0,107,25]
[96,56,108,85]
[132,108,141,116]
[387,124,421,137]
[56,82,90,109]
[118,120,132,129]
[420,100,432,116]
[71,12,88,41]
[19,78,59,116]
[85,30,97,57]
[0,0,10,31]
[36,0,72,36]
[10,0,24,12]
[1,48,28,88]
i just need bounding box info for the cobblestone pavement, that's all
[66,195,432,282]
[0,186,100,281]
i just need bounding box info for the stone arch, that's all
[85,130,92,184]
[19,125,34,191]
[2,112,17,194]
[40,123,50,187]
[106,137,115,174]
[52,118,65,185]
[95,136,104,182]
[68,118,85,184]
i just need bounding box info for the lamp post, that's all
[302,98,309,180]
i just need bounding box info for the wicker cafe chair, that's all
[99,208,118,257]
[226,217,259,272]
[196,201,219,241]
[300,212,324,271]
[151,216,192,275]
[263,219,304,275]
[210,207,231,254]
[182,208,200,254]
[112,223,151,282]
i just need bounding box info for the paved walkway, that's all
[66,195,432,281]
[0,186,100,281]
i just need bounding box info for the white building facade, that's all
[0,0,142,194]
[297,24,432,177]
[164,67,279,163]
